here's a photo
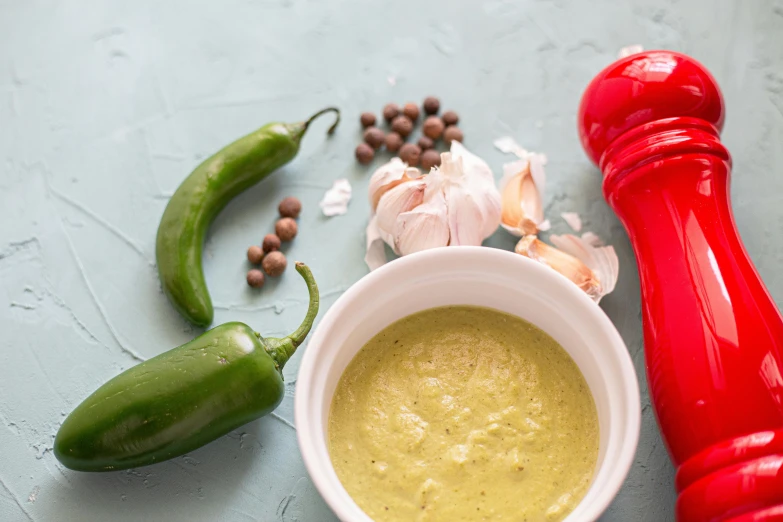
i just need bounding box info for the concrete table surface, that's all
[2,1,782,520]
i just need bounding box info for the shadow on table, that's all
[47,417,274,520]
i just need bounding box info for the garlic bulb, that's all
[364,142,501,269]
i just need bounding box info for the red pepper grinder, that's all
[578,51,783,521]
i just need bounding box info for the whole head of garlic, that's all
[364,142,501,269]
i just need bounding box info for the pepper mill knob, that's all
[578,51,783,521]
[578,50,725,168]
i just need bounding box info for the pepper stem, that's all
[303,107,340,136]
[268,262,320,368]
[287,262,320,347]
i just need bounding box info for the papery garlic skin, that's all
[493,136,528,157]
[320,179,352,217]
[561,212,583,232]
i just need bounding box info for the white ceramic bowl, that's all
[295,246,640,522]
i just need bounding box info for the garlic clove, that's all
[364,215,388,271]
[368,157,421,210]
[500,162,528,234]
[395,189,450,255]
[527,152,547,208]
[519,168,544,226]
[462,169,502,241]
[515,235,603,300]
[469,176,502,240]
[444,180,487,246]
[449,141,495,186]
[497,147,548,237]
[500,160,543,236]
[437,147,502,243]
[376,179,427,253]
[549,233,619,301]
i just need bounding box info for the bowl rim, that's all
[295,246,641,522]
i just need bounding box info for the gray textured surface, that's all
[1,1,782,521]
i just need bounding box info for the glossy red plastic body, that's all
[578,51,783,521]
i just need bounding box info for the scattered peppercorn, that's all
[385,132,403,153]
[262,251,287,277]
[442,110,459,126]
[423,96,440,115]
[417,136,434,150]
[278,196,302,219]
[360,112,376,128]
[420,149,441,170]
[403,102,420,122]
[246,269,265,288]
[391,115,413,137]
[443,125,464,144]
[247,245,264,264]
[275,217,298,241]
[399,143,422,167]
[382,103,400,123]
[355,143,374,164]
[357,99,466,166]
[422,116,445,140]
[363,127,385,150]
[262,233,281,253]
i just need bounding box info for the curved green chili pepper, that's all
[156,108,339,327]
[54,262,319,472]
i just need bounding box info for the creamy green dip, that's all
[328,306,598,522]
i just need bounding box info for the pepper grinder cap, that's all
[577,50,725,166]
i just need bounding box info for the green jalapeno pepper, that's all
[156,108,339,327]
[54,262,319,472]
